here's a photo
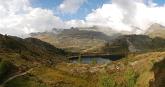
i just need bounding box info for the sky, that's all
[31,0,110,20]
[154,0,165,5]
[0,0,165,37]
[30,0,165,20]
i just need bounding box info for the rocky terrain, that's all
[150,58,165,87]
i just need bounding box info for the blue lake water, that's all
[71,57,111,64]
[70,54,124,64]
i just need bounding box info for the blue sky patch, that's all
[30,0,165,20]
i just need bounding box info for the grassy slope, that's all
[0,34,69,87]
[1,52,165,87]
[124,52,165,87]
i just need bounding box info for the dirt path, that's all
[0,68,33,86]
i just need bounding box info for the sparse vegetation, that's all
[124,68,138,87]
[99,74,116,87]
[99,68,138,87]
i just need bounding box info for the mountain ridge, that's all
[31,27,165,54]
[145,23,165,39]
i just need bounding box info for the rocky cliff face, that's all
[150,58,165,87]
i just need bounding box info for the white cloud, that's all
[23,8,66,33]
[1,0,165,37]
[85,3,133,32]
[66,20,86,27]
[0,0,66,37]
[82,0,165,34]
[58,0,87,14]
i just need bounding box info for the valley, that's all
[0,24,165,87]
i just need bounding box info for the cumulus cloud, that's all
[112,0,137,24]
[58,0,87,14]
[22,8,65,33]
[81,0,165,34]
[1,0,165,37]
[85,4,132,31]
[0,0,66,37]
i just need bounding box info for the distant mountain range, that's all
[31,24,165,54]
[31,28,120,53]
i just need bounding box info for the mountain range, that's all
[31,28,119,53]
[31,23,165,54]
